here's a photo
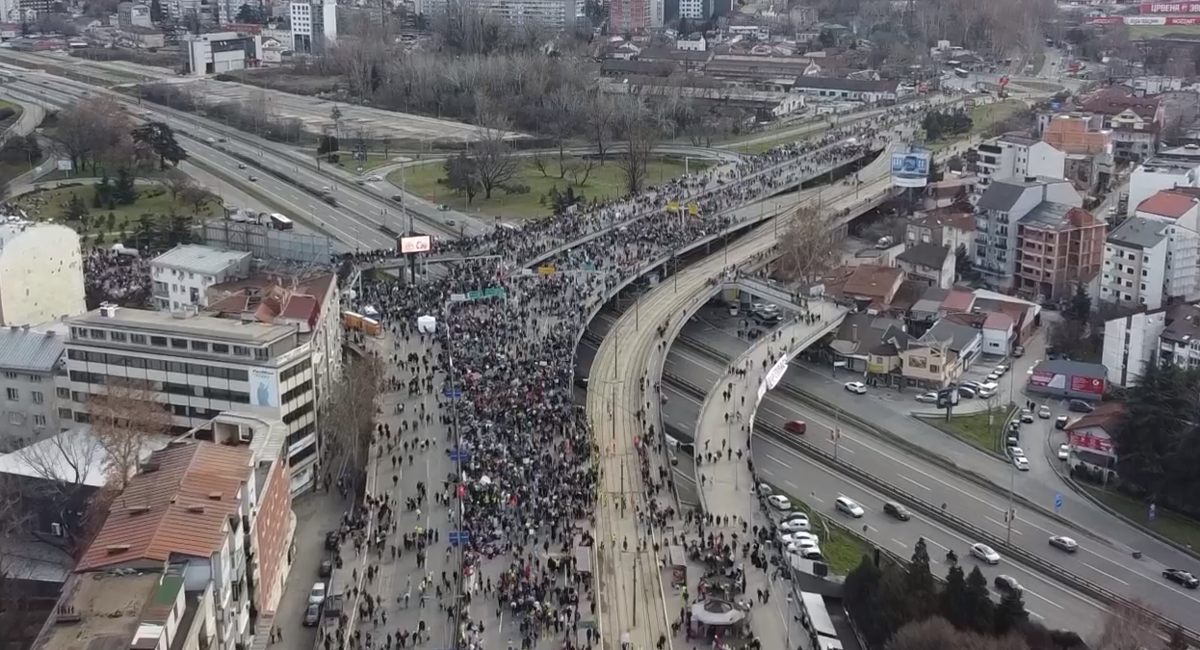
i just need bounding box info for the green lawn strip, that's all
[919,407,1014,454]
[389,156,707,220]
[0,99,25,133]
[1078,483,1200,552]
[970,100,1024,135]
[15,182,219,233]
[762,482,872,575]
[332,152,400,173]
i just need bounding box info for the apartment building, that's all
[0,222,85,328]
[151,245,252,313]
[1041,114,1115,194]
[0,325,66,449]
[63,305,320,493]
[896,243,955,289]
[610,0,651,33]
[1016,202,1105,303]
[1079,86,1163,161]
[289,0,336,53]
[974,177,1082,291]
[905,209,975,253]
[1102,215,1199,310]
[32,434,292,650]
[1127,159,1200,218]
[973,134,1066,186]
[1137,188,1200,230]
[1100,301,1200,385]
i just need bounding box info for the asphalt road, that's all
[657,325,1200,634]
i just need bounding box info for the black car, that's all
[324,531,339,551]
[303,603,322,626]
[883,502,911,521]
[1055,416,1070,430]
[1068,400,1095,413]
[994,575,1023,595]
[319,559,333,578]
[1163,568,1199,588]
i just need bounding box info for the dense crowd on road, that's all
[82,247,152,309]
[327,97,947,650]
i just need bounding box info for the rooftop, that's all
[205,272,335,331]
[0,221,76,254]
[841,265,904,300]
[0,428,174,487]
[0,326,65,373]
[1136,158,1199,175]
[151,245,250,276]
[1136,189,1199,219]
[34,571,162,650]
[1108,216,1169,250]
[896,243,951,270]
[1160,302,1200,345]
[1064,402,1125,433]
[941,289,975,312]
[975,177,1060,212]
[919,318,981,352]
[1019,201,1097,231]
[1080,86,1161,120]
[910,209,975,232]
[983,311,1014,331]
[78,441,251,571]
[68,306,298,346]
[998,133,1040,147]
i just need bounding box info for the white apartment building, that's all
[412,0,576,29]
[63,305,320,493]
[973,134,1066,187]
[151,245,252,313]
[1101,216,1199,310]
[289,0,336,53]
[0,222,85,328]
[974,177,1082,287]
[0,325,66,449]
[1103,308,1168,386]
[1126,158,1200,218]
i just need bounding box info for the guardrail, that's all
[757,424,1200,646]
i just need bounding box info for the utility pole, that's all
[632,551,639,627]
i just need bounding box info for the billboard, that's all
[891,150,930,188]
[765,357,789,390]
[400,235,432,254]
[1167,15,1200,22]
[1085,15,1124,22]
[1070,374,1106,395]
[1126,15,1168,23]
[250,368,279,408]
[1069,431,1115,453]
[1142,2,1200,12]
[1028,370,1106,395]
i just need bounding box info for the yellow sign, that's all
[688,202,699,216]
[537,266,556,275]
[668,201,680,213]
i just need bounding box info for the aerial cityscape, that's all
[0,2,1199,650]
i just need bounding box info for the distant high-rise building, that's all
[290,0,337,53]
[609,0,648,32]
[416,0,576,31]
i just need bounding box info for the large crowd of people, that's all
[336,99,939,650]
[82,246,152,309]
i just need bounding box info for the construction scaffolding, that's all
[202,218,335,264]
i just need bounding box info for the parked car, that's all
[1068,400,1095,413]
[1020,409,1035,424]
[1038,405,1051,419]
[844,381,867,395]
[1055,416,1070,430]
[303,603,322,626]
[835,496,865,518]
[958,386,977,398]
[767,495,792,511]
[915,392,939,403]
[308,582,327,605]
[1163,569,1199,589]
[1057,444,1070,460]
[1013,456,1030,471]
[970,543,1001,564]
[319,559,333,578]
[779,518,811,532]
[324,531,339,551]
[784,420,807,434]
[883,501,911,521]
[1048,535,1078,553]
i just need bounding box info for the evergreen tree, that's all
[114,169,138,205]
[939,564,970,629]
[132,122,188,170]
[62,194,88,222]
[1065,284,1092,322]
[962,567,994,634]
[993,589,1029,636]
[904,537,937,621]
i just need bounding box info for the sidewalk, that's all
[692,301,848,647]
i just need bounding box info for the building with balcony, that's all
[151,245,252,313]
[1079,86,1163,161]
[1101,215,1199,310]
[905,209,975,253]
[0,324,67,449]
[974,177,1082,292]
[1016,202,1105,303]
[972,134,1066,187]
[0,222,85,328]
[31,439,279,650]
[1101,301,1200,386]
[1127,159,1200,218]
[1041,114,1115,195]
[896,243,954,289]
[62,304,320,493]
[289,0,336,52]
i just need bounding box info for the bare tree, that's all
[776,204,839,284]
[471,115,519,200]
[181,183,219,214]
[51,95,136,175]
[544,89,582,172]
[887,617,1029,650]
[586,91,618,164]
[88,378,172,490]
[167,176,195,202]
[614,96,662,195]
[11,432,107,553]
[321,354,383,486]
[1093,601,1166,650]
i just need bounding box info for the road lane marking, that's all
[1082,562,1129,586]
[892,539,907,548]
[984,516,1022,535]
[898,474,931,491]
[1024,589,1063,610]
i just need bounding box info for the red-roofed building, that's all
[1080,87,1163,161]
[1136,189,1200,231]
[982,311,1015,356]
[1064,402,1124,462]
[941,289,975,313]
[840,265,905,309]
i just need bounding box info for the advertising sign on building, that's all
[1141,2,1200,12]
[1069,431,1115,452]
[399,235,432,254]
[891,150,931,188]
[1166,15,1200,23]
[1085,15,1124,22]
[1126,15,1168,23]
[250,368,279,408]
[1069,375,1106,395]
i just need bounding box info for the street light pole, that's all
[1005,463,1016,544]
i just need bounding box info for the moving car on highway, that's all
[994,575,1023,595]
[845,381,867,395]
[1049,535,1078,553]
[835,496,865,518]
[883,501,911,521]
[1163,568,1199,589]
[970,543,1001,564]
[784,420,807,435]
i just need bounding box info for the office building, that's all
[974,177,1083,294]
[63,304,320,493]
[0,325,67,449]
[184,30,264,76]
[31,432,293,650]
[0,222,86,328]
[973,134,1066,187]
[117,1,152,27]
[1102,216,1199,310]
[290,0,336,53]
[151,245,252,313]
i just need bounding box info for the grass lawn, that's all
[1128,24,1200,41]
[1079,484,1200,552]
[0,99,24,133]
[970,100,1025,136]
[921,407,1015,454]
[15,182,220,236]
[389,156,708,220]
[330,152,401,173]
[766,483,872,575]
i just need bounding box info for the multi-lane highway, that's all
[655,326,1200,634]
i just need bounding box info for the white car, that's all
[915,392,939,403]
[1013,456,1030,471]
[835,496,865,518]
[366,174,383,181]
[778,518,811,532]
[791,546,824,560]
[767,494,792,511]
[971,543,1001,564]
[1057,444,1070,460]
[787,540,820,555]
[844,381,867,395]
[1010,447,1025,459]
[308,582,327,605]
[756,484,773,497]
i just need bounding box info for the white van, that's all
[977,382,999,398]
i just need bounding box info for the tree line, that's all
[49,96,188,176]
[845,541,1188,650]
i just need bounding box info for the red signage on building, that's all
[1069,431,1115,452]
[1142,2,1200,12]
[1166,15,1200,22]
[1069,374,1106,395]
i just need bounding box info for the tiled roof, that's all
[1137,189,1199,219]
[983,311,1014,331]
[78,441,250,571]
[1064,402,1124,433]
[842,265,903,299]
[0,327,64,372]
[941,289,975,312]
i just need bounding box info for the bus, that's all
[799,592,840,650]
[954,68,969,78]
[268,213,294,231]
